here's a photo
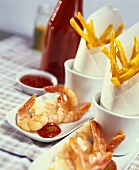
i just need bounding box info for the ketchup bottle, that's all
[40,0,83,83]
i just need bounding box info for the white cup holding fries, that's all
[64,59,104,106]
[93,92,139,156]
[73,39,109,77]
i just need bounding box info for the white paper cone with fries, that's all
[70,5,124,77]
[101,22,139,116]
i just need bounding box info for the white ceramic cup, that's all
[64,59,104,105]
[93,92,139,156]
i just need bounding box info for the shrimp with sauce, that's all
[48,120,125,170]
[16,94,49,131]
[16,94,68,131]
[16,85,91,132]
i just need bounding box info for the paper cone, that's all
[73,5,123,77]
[101,22,139,116]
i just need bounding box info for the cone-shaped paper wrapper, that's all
[101,22,139,116]
[73,5,123,77]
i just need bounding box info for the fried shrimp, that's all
[48,120,125,170]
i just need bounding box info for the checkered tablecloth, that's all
[0,35,138,170]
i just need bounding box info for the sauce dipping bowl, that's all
[16,69,58,96]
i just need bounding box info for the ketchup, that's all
[37,122,61,138]
[20,74,53,88]
[40,0,83,83]
[105,160,117,170]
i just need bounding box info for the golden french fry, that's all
[102,29,139,86]
[115,23,124,37]
[87,20,100,47]
[119,54,139,83]
[130,36,139,60]
[101,37,111,45]
[110,77,120,86]
[101,46,119,76]
[110,30,116,59]
[73,12,98,48]
[101,46,112,60]
[114,39,128,68]
[119,66,139,83]
[77,12,92,39]
[116,67,128,77]
[99,24,113,43]
[70,12,124,49]
[130,53,139,67]
[77,12,88,31]
[70,18,90,43]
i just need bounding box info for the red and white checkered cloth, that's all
[0,36,58,170]
[0,36,138,170]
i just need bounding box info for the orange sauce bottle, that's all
[40,0,83,83]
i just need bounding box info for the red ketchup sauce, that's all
[37,122,61,138]
[40,0,83,83]
[20,74,53,88]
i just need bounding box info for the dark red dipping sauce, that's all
[37,122,61,138]
[20,74,53,88]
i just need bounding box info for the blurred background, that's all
[0,0,138,38]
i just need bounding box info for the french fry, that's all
[70,18,90,43]
[77,12,100,48]
[77,12,88,31]
[130,52,139,66]
[114,39,128,68]
[102,32,139,86]
[115,23,124,37]
[119,66,139,83]
[101,46,119,76]
[116,67,128,77]
[130,36,139,60]
[110,77,120,86]
[110,31,116,59]
[99,24,113,43]
[87,19,100,47]
[70,12,124,49]
[101,37,111,45]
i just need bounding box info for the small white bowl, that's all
[16,69,58,95]
[93,92,139,156]
[64,59,104,105]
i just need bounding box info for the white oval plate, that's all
[6,93,93,142]
[29,129,139,170]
